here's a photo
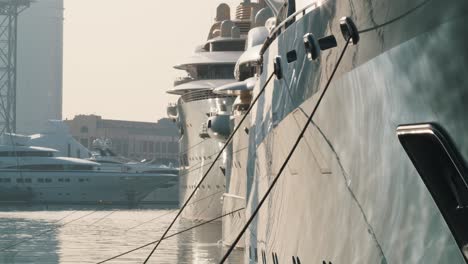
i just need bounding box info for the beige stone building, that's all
[65,115,179,165]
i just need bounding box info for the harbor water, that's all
[0,206,244,264]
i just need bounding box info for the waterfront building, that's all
[65,115,178,165]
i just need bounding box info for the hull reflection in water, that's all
[0,206,244,263]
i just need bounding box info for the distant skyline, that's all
[63,0,246,122]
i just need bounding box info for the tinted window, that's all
[196,64,235,80]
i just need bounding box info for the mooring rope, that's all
[142,72,275,263]
[219,36,352,263]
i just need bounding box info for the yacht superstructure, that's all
[168,1,265,221]
[212,0,468,263]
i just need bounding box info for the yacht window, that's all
[235,103,250,112]
[12,164,94,171]
[0,151,53,157]
[58,178,64,182]
[98,160,122,164]
[210,40,245,51]
[25,178,31,183]
[65,178,70,182]
[239,64,256,81]
[38,178,44,183]
[79,179,84,182]
[196,64,235,80]
[4,178,10,183]
[45,179,52,183]
[16,178,23,183]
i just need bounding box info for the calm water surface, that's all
[0,206,244,264]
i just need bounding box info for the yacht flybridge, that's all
[0,144,177,205]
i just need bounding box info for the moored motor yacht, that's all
[0,144,177,205]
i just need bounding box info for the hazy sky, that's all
[63,0,244,122]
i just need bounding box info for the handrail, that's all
[181,90,234,103]
[260,2,319,57]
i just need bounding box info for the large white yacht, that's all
[213,16,271,248]
[214,0,468,263]
[0,144,177,205]
[167,1,265,221]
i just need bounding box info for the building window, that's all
[80,126,89,133]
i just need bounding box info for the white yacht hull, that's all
[222,114,249,248]
[0,171,177,205]
[242,0,468,263]
[178,94,235,221]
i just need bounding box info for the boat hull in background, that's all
[0,171,176,205]
[177,93,235,221]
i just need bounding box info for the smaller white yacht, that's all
[88,139,178,177]
[0,144,177,205]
